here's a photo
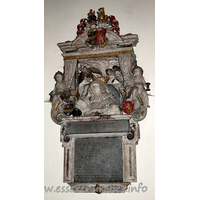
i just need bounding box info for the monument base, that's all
[68,182,130,193]
[61,115,138,193]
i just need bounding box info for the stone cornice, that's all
[63,49,133,60]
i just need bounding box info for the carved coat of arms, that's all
[85,28,108,48]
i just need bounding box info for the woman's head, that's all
[89,80,110,95]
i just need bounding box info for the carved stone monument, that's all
[49,7,150,193]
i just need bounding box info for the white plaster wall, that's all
[44,0,155,199]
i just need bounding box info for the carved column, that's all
[122,136,137,182]
[63,138,75,182]
[118,53,134,87]
[64,59,77,90]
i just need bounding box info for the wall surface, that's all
[44,0,155,199]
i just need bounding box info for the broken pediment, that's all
[57,8,138,54]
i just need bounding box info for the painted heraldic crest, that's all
[85,28,108,48]
[123,101,134,114]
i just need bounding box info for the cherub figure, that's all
[105,66,123,89]
[105,69,115,84]
[50,71,69,105]
[78,66,103,96]
[113,66,124,85]
[78,66,102,84]
[131,66,149,107]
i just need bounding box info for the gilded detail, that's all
[93,76,110,83]
[63,50,132,60]
[54,101,60,110]
[136,95,144,106]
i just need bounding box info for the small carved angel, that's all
[131,66,149,107]
[106,66,125,102]
[78,66,103,84]
[50,71,70,105]
[105,69,115,84]
[78,66,103,96]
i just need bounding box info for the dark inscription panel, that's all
[66,120,129,134]
[74,137,123,183]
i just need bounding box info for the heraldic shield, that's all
[123,101,134,114]
[63,103,74,116]
[85,28,108,48]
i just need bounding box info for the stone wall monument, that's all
[49,7,151,193]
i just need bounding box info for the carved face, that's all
[106,69,114,76]
[90,83,102,96]
[55,74,63,82]
[133,68,141,76]
[89,80,110,97]
[115,71,123,83]
[81,66,88,73]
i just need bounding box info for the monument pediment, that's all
[58,31,138,53]
[58,7,138,54]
